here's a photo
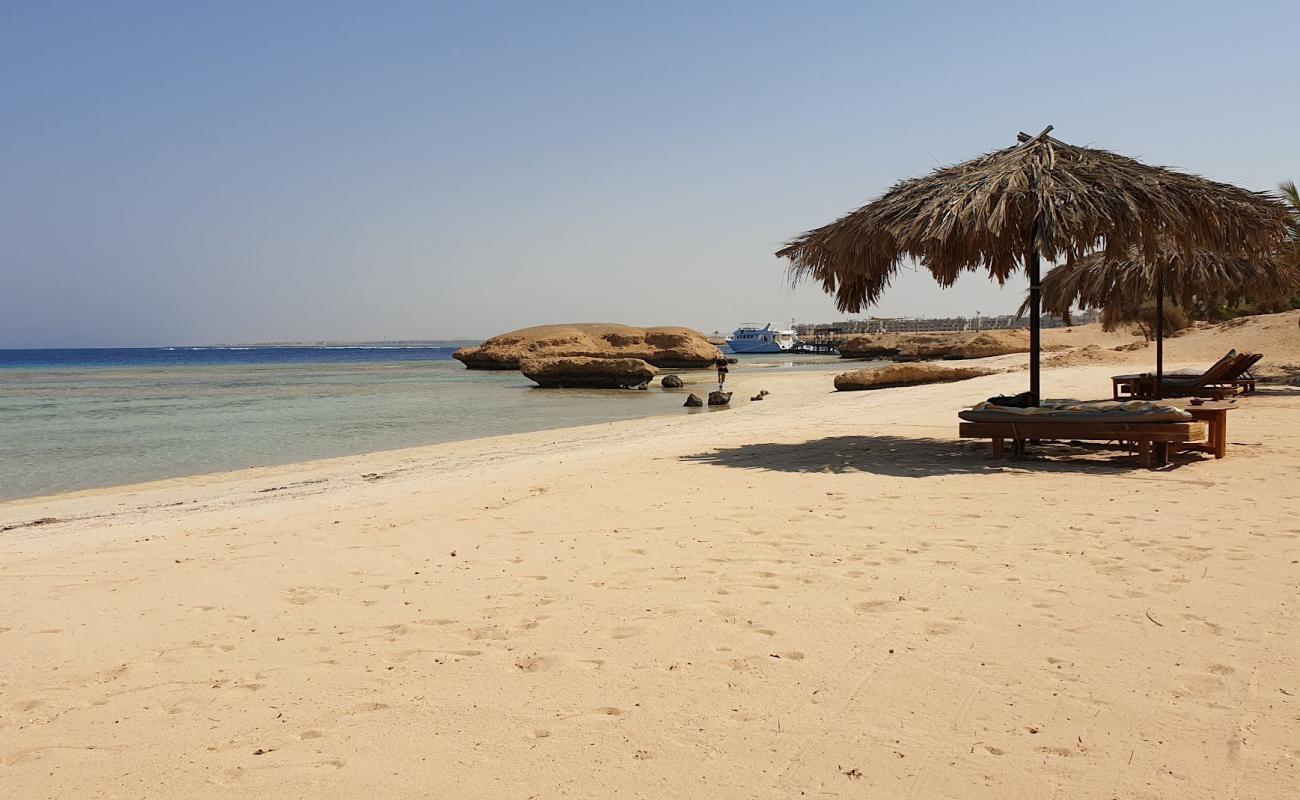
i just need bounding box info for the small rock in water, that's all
[707,391,732,406]
[661,374,683,388]
[683,393,704,407]
[750,394,764,401]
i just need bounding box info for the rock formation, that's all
[661,374,684,388]
[837,334,902,359]
[833,363,993,391]
[943,330,1030,359]
[454,324,722,370]
[683,393,703,407]
[839,329,1032,361]
[707,391,732,406]
[520,356,657,389]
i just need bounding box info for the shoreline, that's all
[0,342,1250,511]
[0,363,846,509]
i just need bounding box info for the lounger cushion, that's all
[1112,350,1237,385]
[1112,372,1201,383]
[959,400,1193,424]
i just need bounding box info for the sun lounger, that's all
[1219,352,1262,393]
[958,401,1208,468]
[1111,351,1249,400]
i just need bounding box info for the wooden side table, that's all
[1170,401,1236,458]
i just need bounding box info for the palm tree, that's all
[1272,180,1300,312]
[1281,179,1300,215]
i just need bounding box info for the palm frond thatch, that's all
[1025,248,1300,318]
[777,129,1292,313]
[1281,180,1300,216]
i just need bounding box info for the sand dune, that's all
[3,324,1300,798]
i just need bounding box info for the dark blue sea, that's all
[0,346,459,370]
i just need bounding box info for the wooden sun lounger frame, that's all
[1111,352,1257,400]
[959,420,1209,469]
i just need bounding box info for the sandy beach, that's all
[3,317,1300,799]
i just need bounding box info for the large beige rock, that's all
[945,329,1031,359]
[837,334,902,359]
[896,334,969,360]
[520,356,657,389]
[834,363,993,391]
[839,329,1036,361]
[454,323,722,370]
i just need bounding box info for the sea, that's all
[0,345,841,502]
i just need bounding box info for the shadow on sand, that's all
[680,434,1202,478]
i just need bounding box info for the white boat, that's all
[725,323,797,354]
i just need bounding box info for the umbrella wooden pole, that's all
[1027,231,1042,404]
[1155,269,1165,400]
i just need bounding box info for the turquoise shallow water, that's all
[0,349,846,501]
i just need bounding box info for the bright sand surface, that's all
[3,316,1300,798]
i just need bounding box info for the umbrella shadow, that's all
[680,434,1202,477]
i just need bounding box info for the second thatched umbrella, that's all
[776,126,1291,402]
[1033,248,1300,397]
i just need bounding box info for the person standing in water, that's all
[715,356,729,391]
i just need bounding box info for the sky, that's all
[2,1,1297,347]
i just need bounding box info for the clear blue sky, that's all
[3,1,1297,347]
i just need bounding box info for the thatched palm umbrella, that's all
[776,126,1291,402]
[1033,248,1300,396]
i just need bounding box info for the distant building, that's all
[793,309,1099,338]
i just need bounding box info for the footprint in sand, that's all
[1170,674,1225,698]
[514,655,554,673]
[854,599,894,613]
[1037,745,1077,757]
[610,626,643,640]
[285,587,332,606]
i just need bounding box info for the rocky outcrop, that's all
[707,391,732,406]
[834,363,993,391]
[839,329,1033,361]
[896,334,968,360]
[661,374,683,388]
[454,324,722,370]
[944,330,1030,359]
[838,334,902,359]
[520,356,657,389]
[683,393,704,407]
[750,389,769,401]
